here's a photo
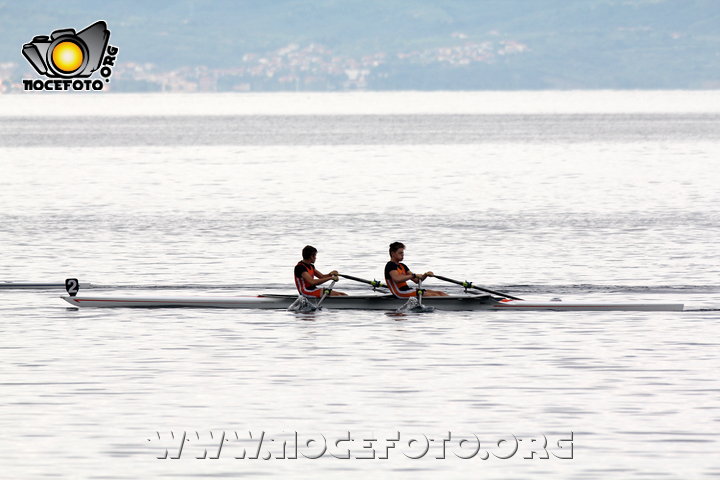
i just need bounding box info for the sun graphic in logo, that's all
[51,41,84,73]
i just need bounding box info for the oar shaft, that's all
[339,273,372,285]
[434,275,522,300]
[433,275,466,287]
[339,274,387,289]
[316,280,336,308]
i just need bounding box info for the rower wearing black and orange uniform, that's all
[294,245,347,297]
[384,241,448,298]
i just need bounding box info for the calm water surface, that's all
[1,91,719,479]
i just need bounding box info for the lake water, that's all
[1,91,719,479]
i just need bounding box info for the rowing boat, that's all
[60,294,684,311]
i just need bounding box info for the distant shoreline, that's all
[1,90,720,116]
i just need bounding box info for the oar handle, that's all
[434,275,522,301]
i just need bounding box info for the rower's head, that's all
[302,245,318,263]
[389,241,405,262]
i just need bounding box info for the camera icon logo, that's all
[22,21,110,78]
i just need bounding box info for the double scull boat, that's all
[61,293,684,311]
[58,276,685,312]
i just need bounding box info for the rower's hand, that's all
[425,271,435,278]
[329,270,339,276]
[415,272,429,281]
[331,274,339,282]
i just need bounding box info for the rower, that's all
[384,242,448,297]
[294,245,347,297]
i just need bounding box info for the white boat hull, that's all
[61,294,684,312]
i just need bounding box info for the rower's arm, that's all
[302,271,337,286]
[302,271,325,286]
[405,271,434,283]
[390,269,415,283]
[315,269,339,280]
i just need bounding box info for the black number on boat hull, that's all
[65,278,79,296]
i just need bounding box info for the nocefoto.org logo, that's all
[21,20,119,91]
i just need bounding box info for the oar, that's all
[314,280,336,309]
[416,279,425,306]
[339,274,388,291]
[434,275,523,300]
